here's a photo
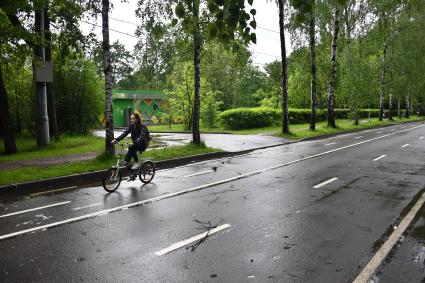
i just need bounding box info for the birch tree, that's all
[277,0,289,134]
[102,0,115,155]
[326,2,341,128]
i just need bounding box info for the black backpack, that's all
[136,125,151,151]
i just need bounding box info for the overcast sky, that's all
[80,0,292,68]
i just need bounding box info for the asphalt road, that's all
[1,122,425,282]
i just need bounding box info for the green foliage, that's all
[173,0,257,44]
[218,107,281,130]
[2,60,35,135]
[218,107,392,130]
[54,54,104,135]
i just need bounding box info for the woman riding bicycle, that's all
[111,113,150,168]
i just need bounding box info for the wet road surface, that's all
[1,122,425,282]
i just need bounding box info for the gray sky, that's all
[80,0,292,67]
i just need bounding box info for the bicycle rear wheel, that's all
[139,161,155,184]
[102,168,122,192]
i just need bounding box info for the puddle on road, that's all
[411,242,425,266]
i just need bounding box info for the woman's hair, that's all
[132,113,142,129]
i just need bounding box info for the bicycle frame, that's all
[112,142,130,169]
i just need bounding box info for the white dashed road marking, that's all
[183,170,215,178]
[313,177,339,189]
[154,224,231,256]
[373,155,387,161]
[401,144,410,148]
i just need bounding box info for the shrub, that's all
[218,107,393,130]
[218,107,281,130]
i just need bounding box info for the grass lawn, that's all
[0,135,104,162]
[149,116,425,137]
[0,143,220,185]
[278,116,425,139]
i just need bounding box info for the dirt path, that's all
[0,152,98,170]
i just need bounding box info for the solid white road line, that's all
[325,142,337,146]
[0,124,422,241]
[71,202,103,211]
[353,191,425,283]
[183,170,215,178]
[373,155,387,162]
[159,146,286,173]
[274,152,294,157]
[0,201,71,218]
[401,144,410,148]
[154,224,231,256]
[313,177,339,189]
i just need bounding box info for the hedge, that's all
[218,107,392,130]
[217,107,281,130]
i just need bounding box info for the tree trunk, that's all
[309,11,318,131]
[379,39,387,121]
[44,8,59,139]
[327,6,340,128]
[388,90,393,121]
[405,93,410,118]
[0,64,18,154]
[102,0,115,154]
[278,0,289,134]
[397,98,401,118]
[192,0,201,144]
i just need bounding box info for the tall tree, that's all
[173,0,257,144]
[308,7,317,130]
[278,0,289,134]
[378,17,387,121]
[326,3,341,128]
[102,0,115,154]
[191,0,201,144]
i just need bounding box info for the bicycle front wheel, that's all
[139,161,155,184]
[102,168,122,192]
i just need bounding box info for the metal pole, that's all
[35,8,50,146]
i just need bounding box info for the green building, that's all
[112,90,169,127]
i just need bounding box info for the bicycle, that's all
[102,142,156,193]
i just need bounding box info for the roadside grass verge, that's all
[149,116,425,136]
[0,143,220,185]
[279,116,425,139]
[0,135,104,162]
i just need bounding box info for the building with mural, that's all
[112,90,169,127]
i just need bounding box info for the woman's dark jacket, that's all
[116,124,149,150]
